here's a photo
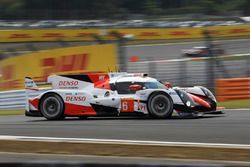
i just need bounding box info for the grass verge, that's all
[0,110,24,116]
[0,140,249,162]
[218,99,250,109]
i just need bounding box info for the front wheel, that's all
[147,92,173,119]
[40,93,65,120]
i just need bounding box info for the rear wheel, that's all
[147,92,173,118]
[40,93,64,120]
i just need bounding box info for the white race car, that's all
[25,72,223,120]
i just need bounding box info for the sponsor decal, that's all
[208,30,221,35]
[65,96,86,102]
[42,33,65,38]
[0,80,20,89]
[41,53,88,79]
[58,80,79,89]
[75,32,95,37]
[169,31,190,36]
[59,80,79,86]
[9,34,32,38]
[0,65,21,89]
[99,75,105,81]
[0,44,117,90]
[139,32,160,36]
[1,26,250,43]
[1,65,14,80]
[229,28,249,34]
[139,104,146,111]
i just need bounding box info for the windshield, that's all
[115,81,166,94]
[144,81,166,89]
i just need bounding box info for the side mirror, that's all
[164,82,172,88]
[129,84,142,92]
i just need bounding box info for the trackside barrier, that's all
[0,44,117,91]
[216,78,250,102]
[1,54,249,110]
[0,88,50,110]
[0,25,250,42]
[128,54,250,88]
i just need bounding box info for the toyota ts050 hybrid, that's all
[25,72,223,120]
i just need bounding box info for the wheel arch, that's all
[38,91,65,114]
[147,90,173,102]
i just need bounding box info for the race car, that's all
[182,45,224,57]
[25,72,223,120]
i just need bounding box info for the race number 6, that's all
[122,101,128,111]
[121,99,134,112]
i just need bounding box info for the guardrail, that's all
[128,53,250,88]
[216,78,250,101]
[0,88,50,110]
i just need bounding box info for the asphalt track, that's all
[1,39,250,61]
[126,39,250,61]
[1,152,249,166]
[0,109,249,145]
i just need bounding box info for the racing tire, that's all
[147,92,173,119]
[40,93,65,120]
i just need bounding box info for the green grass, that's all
[0,110,24,116]
[218,99,250,109]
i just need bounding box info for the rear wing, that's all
[24,77,50,111]
[25,77,50,91]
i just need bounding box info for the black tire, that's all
[147,92,173,118]
[40,93,64,120]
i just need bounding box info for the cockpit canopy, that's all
[111,81,166,94]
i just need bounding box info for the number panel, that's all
[121,98,134,112]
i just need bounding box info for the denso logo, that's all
[59,81,79,87]
[66,96,86,102]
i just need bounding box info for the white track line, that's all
[0,135,250,149]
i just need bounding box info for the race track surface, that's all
[1,39,249,61]
[126,39,250,61]
[1,152,248,166]
[0,109,249,144]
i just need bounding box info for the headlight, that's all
[175,89,195,107]
[200,87,216,102]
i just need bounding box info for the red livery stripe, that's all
[64,102,97,116]
[189,94,211,108]
[29,98,39,109]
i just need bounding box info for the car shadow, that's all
[26,114,225,122]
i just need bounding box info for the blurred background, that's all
[0,0,250,108]
[0,1,250,166]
